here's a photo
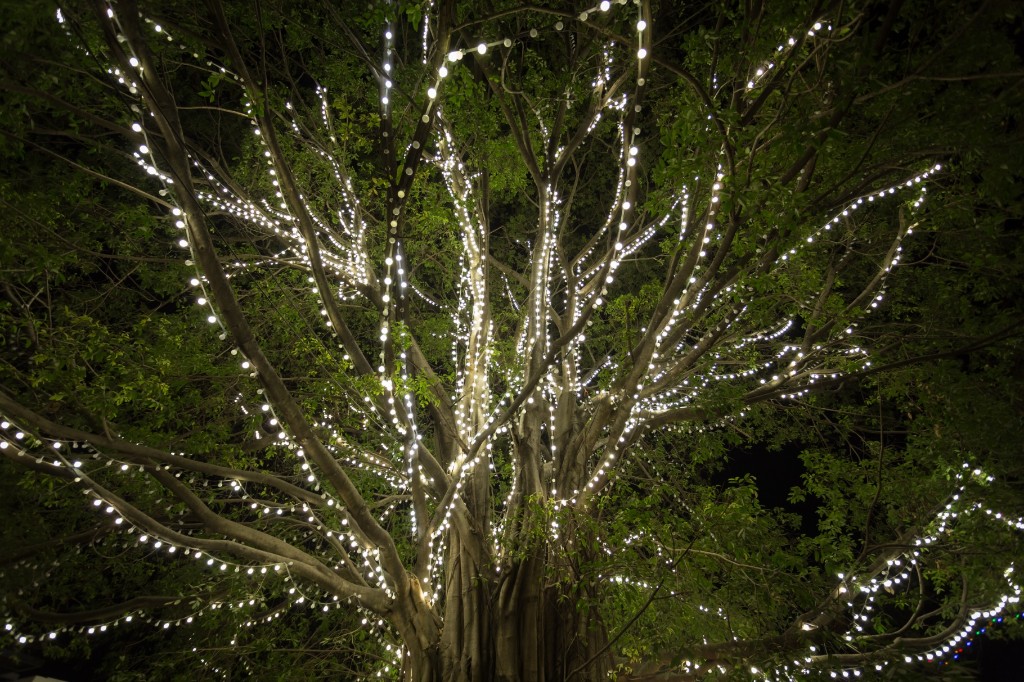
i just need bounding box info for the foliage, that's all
[1,0,1023,680]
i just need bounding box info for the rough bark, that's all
[395,517,612,681]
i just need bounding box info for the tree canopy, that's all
[1,0,1023,680]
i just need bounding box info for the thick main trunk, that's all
[495,557,612,682]
[404,551,611,681]
[437,531,494,681]
[404,405,610,680]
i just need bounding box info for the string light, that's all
[3,6,1004,680]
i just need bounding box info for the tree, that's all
[2,0,1023,679]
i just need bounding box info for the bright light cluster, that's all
[3,5,1008,681]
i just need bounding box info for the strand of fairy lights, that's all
[3,5,403,649]
[634,166,938,425]
[560,128,937,503]
[617,465,1023,679]
[757,464,1023,680]
[578,17,894,431]
[93,0,914,513]
[1,429,382,580]
[15,0,563,665]
[14,6,991,679]
[0,462,321,647]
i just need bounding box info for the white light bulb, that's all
[637,19,647,31]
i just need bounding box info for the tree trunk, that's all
[401,545,612,681]
[494,556,612,681]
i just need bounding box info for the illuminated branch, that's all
[0,388,325,509]
[96,0,411,600]
[205,0,374,379]
[3,1,1019,678]
[9,593,217,626]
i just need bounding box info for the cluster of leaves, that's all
[0,0,1022,679]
